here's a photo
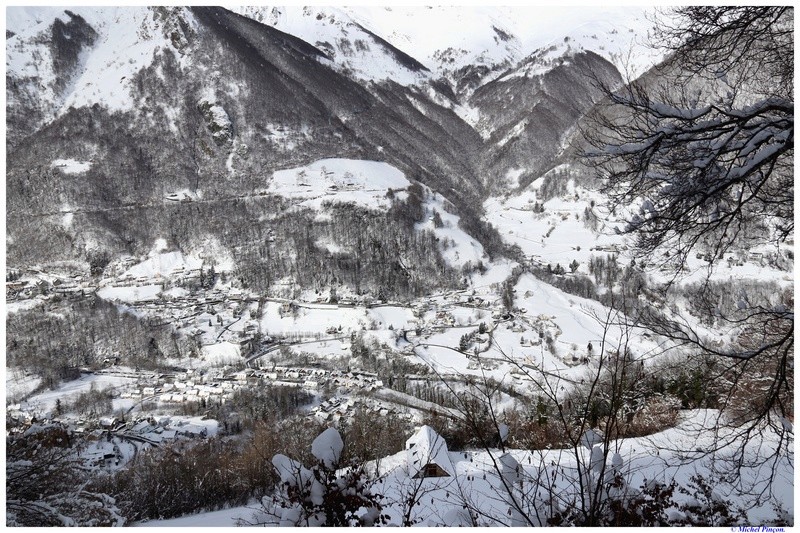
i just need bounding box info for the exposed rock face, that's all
[197,98,233,146]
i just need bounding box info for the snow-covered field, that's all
[267,158,410,211]
[6,369,42,403]
[19,373,138,417]
[50,158,92,174]
[260,301,368,336]
[97,284,163,303]
[483,175,624,273]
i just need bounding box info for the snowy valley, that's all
[5,6,793,528]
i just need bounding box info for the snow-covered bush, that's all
[6,423,125,527]
[262,427,387,526]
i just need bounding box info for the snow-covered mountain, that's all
[231,6,659,92]
[6,6,661,296]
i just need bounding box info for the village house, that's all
[406,425,454,479]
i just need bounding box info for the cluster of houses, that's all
[92,365,388,415]
[312,395,409,423]
[6,272,94,301]
[236,366,385,393]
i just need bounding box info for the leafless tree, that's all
[582,5,793,499]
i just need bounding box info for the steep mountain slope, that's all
[6,6,658,299]
[6,7,494,296]
[470,50,622,192]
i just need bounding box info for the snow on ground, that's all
[6,370,42,403]
[409,270,664,385]
[111,398,136,413]
[469,258,518,289]
[483,179,623,274]
[162,286,188,298]
[124,250,203,279]
[61,211,74,229]
[21,373,138,417]
[315,237,345,254]
[97,284,162,303]
[414,339,472,375]
[261,301,368,336]
[513,273,608,347]
[660,246,794,288]
[417,192,488,269]
[233,6,428,87]
[7,7,197,121]
[6,296,45,314]
[368,306,417,330]
[134,505,259,527]
[50,158,92,174]
[268,159,410,211]
[186,416,219,437]
[200,341,242,367]
[137,410,792,526]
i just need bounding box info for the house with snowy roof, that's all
[406,425,454,479]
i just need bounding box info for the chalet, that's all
[99,417,122,430]
[86,429,107,441]
[130,421,153,435]
[94,451,120,468]
[232,370,251,382]
[406,426,454,479]
[177,425,207,439]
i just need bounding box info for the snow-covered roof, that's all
[405,425,454,476]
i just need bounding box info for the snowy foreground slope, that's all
[135,412,792,527]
